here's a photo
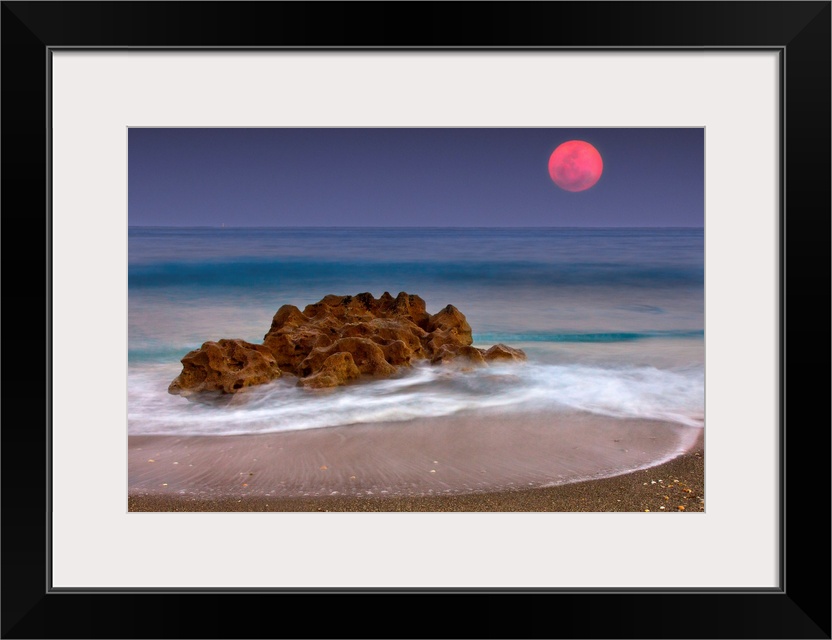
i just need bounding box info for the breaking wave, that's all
[128,360,704,436]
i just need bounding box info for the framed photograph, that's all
[125,126,706,515]
[3,2,829,638]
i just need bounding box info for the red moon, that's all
[548,140,603,192]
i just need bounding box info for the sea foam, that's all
[127,359,704,436]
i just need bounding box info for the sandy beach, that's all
[128,412,704,513]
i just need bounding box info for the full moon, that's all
[548,140,603,192]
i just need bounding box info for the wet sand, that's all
[128,412,704,512]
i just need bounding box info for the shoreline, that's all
[128,424,704,513]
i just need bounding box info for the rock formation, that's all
[169,291,526,394]
[168,339,281,397]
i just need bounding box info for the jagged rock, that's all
[297,352,361,389]
[430,344,487,367]
[169,291,527,393]
[263,293,436,380]
[427,304,473,342]
[484,344,527,363]
[298,337,397,378]
[168,339,281,396]
[378,339,413,366]
[264,327,334,373]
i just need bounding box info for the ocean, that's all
[127,227,704,440]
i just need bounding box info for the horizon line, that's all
[127,224,705,230]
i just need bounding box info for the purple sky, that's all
[128,128,704,227]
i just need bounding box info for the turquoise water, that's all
[128,227,704,436]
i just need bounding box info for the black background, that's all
[2,2,829,638]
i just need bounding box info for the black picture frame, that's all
[2,2,829,638]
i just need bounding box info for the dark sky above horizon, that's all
[128,128,704,227]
